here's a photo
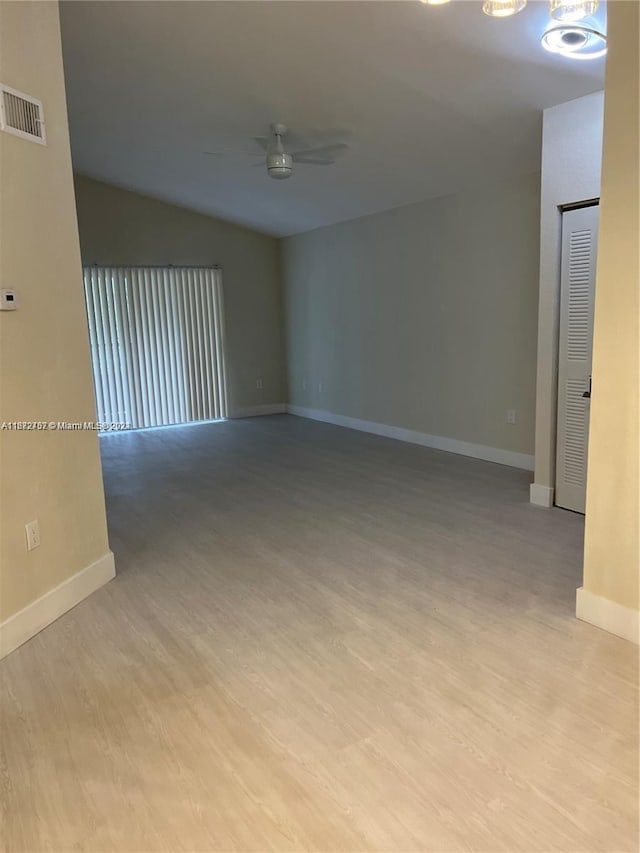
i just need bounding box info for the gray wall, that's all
[283,172,541,456]
[73,175,287,415]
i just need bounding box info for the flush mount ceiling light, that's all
[541,23,607,58]
[420,0,451,5]
[482,0,527,18]
[549,0,599,22]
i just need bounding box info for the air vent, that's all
[0,84,46,144]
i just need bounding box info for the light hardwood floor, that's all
[1,415,638,852]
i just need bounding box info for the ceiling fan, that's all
[205,122,349,180]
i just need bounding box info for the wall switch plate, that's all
[255,378,263,390]
[25,520,40,551]
[507,410,517,425]
[302,379,306,391]
[318,382,323,393]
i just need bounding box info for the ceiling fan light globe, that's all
[267,152,293,179]
[482,0,527,17]
[549,0,598,22]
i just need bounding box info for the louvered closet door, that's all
[555,205,599,513]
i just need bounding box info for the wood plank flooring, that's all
[1,415,638,852]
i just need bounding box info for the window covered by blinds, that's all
[83,266,227,429]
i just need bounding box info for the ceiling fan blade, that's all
[291,143,349,161]
[291,155,336,166]
[252,136,270,151]
[204,149,262,158]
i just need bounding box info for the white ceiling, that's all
[60,1,605,237]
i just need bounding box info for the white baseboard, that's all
[530,483,554,507]
[231,403,287,418]
[0,551,116,659]
[576,586,639,644]
[288,405,534,471]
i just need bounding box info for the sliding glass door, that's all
[83,266,227,429]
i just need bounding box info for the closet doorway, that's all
[555,204,599,513]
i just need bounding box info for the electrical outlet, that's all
[507,409,517,425]
[25,520,40,551]
[255,378,263,390]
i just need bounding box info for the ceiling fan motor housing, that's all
[267,151,293,179]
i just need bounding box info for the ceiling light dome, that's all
[267,151,292,180]
[541,23,607,59]
[549,0,599,22]
[420,0,451,5]
[482,0,527,17]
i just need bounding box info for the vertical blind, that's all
[83,266,227,429]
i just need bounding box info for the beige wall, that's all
[0,2,111,622]
[582,1,639,616]
[73,176,287,415]
[283,172,540,458]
